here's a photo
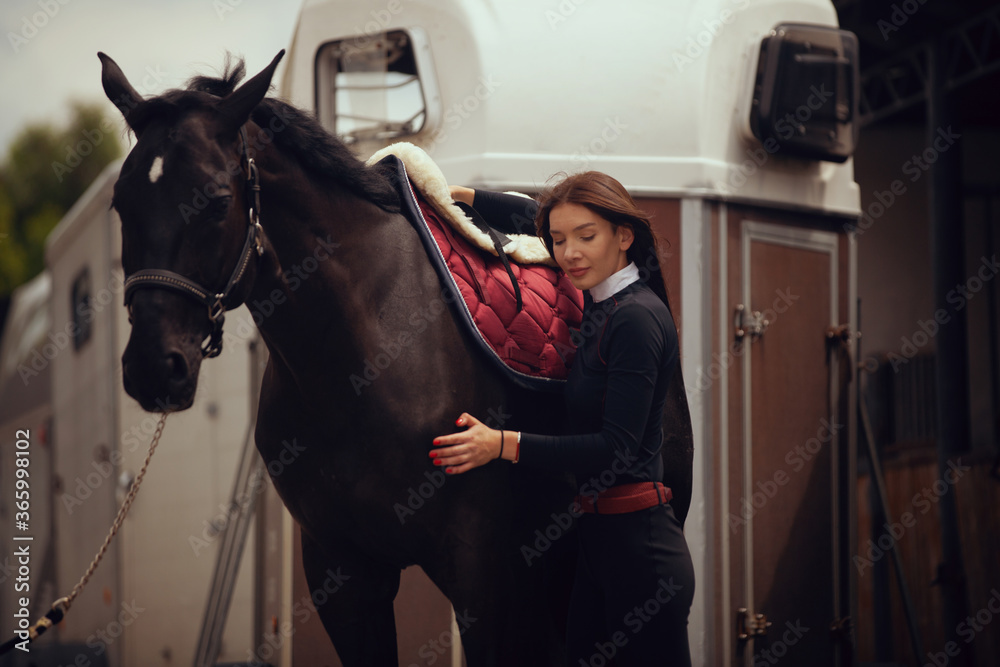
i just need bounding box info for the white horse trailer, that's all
[274,0,863,665]
[0,272,56,659]
[1,161,267,666]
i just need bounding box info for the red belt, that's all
[574,481,673,515]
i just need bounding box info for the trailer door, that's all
[729,217,846,666]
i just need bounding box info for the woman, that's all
[431,172,695,665]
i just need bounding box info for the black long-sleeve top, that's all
[472,190,680,483]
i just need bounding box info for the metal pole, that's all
[858,372,924,662]
[927,38,973,666]
[982,194,1000,478]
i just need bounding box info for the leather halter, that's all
[123,127,264,358]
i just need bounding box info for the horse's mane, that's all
[137,55,400,213]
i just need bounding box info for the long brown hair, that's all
[535,171,673,313]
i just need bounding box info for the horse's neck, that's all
[248,171,409,396]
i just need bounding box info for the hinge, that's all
[830,615,853,642]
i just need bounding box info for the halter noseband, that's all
[123,127,264,358]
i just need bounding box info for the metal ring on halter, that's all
[208,296,225,323]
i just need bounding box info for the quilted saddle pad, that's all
[375,153,583,392]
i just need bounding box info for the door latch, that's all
[734,304,769,342]
[737,607,771,642]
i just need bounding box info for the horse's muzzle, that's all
[122,337,200,412]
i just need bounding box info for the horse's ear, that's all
[217,50,285,131]
[98,52,144,130]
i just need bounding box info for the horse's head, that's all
[99,50,283,412]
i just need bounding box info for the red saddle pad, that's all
[414,191,584,380]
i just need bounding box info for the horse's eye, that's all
[204,195,233,222]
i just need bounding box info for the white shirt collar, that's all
[589,262,640,302]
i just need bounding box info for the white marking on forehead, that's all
[148,156,164,183]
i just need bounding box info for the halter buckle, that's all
[254,222,264,255]
[208,296,225,324]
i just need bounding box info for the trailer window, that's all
[749,24,859,163]
[71,267,92,351]
[316,29,436,145]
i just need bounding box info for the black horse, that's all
[99,50,693,665]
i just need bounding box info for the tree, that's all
[0,101,123,297]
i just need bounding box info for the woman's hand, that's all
[449,185,475,206]
[430,412,502,474]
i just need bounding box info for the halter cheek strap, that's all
[122,127,264,358]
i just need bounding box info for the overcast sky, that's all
[0,0,303,158]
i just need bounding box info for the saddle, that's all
[369,143,695,527]
[369,142,583,392]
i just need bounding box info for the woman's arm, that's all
[431,304,675,476]
[448,186,540,236]
[517,305,669,474]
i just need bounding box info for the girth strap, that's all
[455,201,523,312]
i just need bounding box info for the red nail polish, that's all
[445,467,453,473]
[455,418,463,426]
[429,451,438,458]
[434,460,443,466]
[432,438,440,445]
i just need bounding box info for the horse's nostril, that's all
[165,351,189,383]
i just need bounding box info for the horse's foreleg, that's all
[301,529,400,666]
[423,542,564,667]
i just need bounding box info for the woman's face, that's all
[549,202,634,291]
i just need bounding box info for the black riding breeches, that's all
[566,502,695,667]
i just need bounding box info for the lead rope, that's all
[0,413,169,655]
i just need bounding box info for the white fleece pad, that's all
[366,142,555,266]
